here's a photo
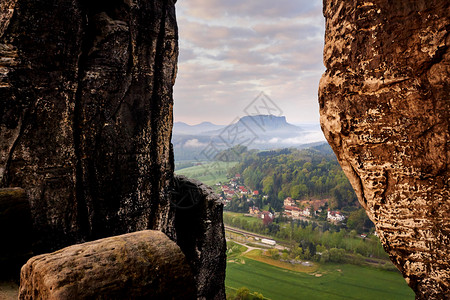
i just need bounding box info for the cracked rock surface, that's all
[320,0,449,298]
[1,0,178,251]
[0,0,225,298]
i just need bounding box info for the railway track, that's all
[224,225,274,240]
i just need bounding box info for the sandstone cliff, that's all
[1,0,177,251]
[0,0,225,298]
[320,0,449,298]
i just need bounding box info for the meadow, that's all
[175,161,237,186]
[226,256,414,300]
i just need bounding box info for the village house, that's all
[238,186,249,195]
[283,196,329,219]
[260,211,274,219]
[284,205,301,218]
[284,197,296,207]
[249,206,260,215]
[260,211,274,225]
[327,209,346,223]
[300,207,311,217]
[296,199,328,216]
[225,190,236,197]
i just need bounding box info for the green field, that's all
[226,258,414,300]
[224,212,265,227]
[175,161,238,186]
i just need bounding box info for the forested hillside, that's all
[228,145,358,210]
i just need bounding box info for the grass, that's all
[175,161,238,186]
[224,214,414,299]
[227,242,248,258]
[226,258,414,300]
[244,250,317,273]
[224,212,266,227]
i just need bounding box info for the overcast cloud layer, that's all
[173,0,325,125]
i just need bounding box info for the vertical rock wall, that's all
[320,0,449,298]
[0,0,177,251]
[173,176,227,300]
[1,0,226,298]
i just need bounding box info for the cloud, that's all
[282,132,326,144]
[174,0,326,125]
[180,0,322,19]
[184,139,208,148]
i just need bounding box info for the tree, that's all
[235,287,250,300]
[347,208,373,233]
[262,176,274,195]
[268,249,280,259]
[290,184,308,199]
[329,248,346,262]
[320,250,330,263]
[226,146,359,213]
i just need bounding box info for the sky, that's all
[173,0,325,125]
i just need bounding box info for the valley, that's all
[175,139,414,299]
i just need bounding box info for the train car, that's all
[261,238,276,246]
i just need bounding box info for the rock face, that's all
[19,230,196,300]
[320,0,449,298]
[0,188,32,279]
[0,0,177,250]
[0,0,226,298]
[172,176,227,300]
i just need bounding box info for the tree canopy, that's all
[229,146,358,210]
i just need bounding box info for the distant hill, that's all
[172,115,326,161]
[174,115,305,136]
[203,115,302,137]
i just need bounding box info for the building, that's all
[327,209,346,223]
[296,199,328,215]
[260,211,274,219]
[225,190,236,197]
[284,205,301,218]
[249,206,260,215]
[284,197,295,207]
[260,211,274,225]
[238,186,249,194]
[300,207,311,217]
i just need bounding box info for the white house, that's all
[327,210,346,223]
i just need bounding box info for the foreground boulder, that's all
[0,188,32,279]
[19,230,196,300]
[320,0,449,298]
